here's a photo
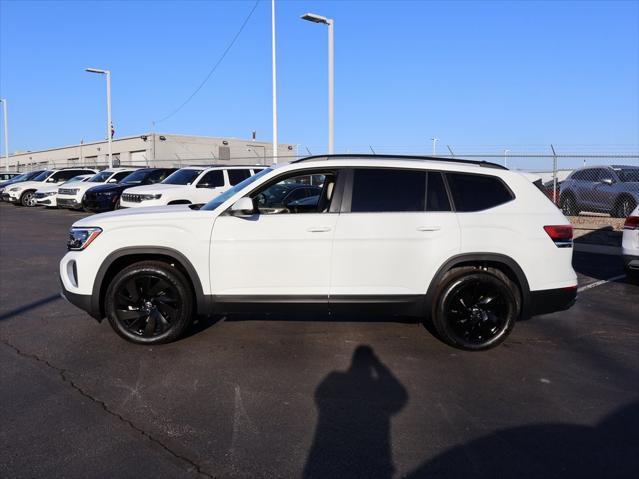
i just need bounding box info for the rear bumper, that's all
[529,286,577,316]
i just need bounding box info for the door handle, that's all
[307,226,332,233]
[417,226,441,232]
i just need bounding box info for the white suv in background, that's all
[2,168,96,207]
[119,166,264,208]
[34,174,94,207]
[622,206,639,280]
[57,168,139,210]
[60,155,578,351]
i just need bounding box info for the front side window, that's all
[197,170,224,188]
[446,173,513,212]
[351,168,426,213]
[88,171,112,183]
[228,169,251,186]
[110,171,134,183]
[163,169,203,185]
[252,172,333,214]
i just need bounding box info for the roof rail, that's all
[291,154,508,170]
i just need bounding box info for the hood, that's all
[87,183,128,194]
[73,204,196,227]
[35,183,61,194]
[6,180,45,191]
[122,183,186,194]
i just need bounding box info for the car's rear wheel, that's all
[20,190,37,207]
[431,267,520,350]
[105,261,193,344]
[560,194,579,216]
[613,196,636,219]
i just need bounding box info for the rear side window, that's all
[351,169,426,212]
[198,170,224,188]
[228,169,251,186]
[426,172,451,212]
[446,173,513,212]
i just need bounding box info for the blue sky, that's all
[0,0,637,157]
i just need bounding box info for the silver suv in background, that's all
[560,165,639,218]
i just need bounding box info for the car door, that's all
[329,168,460,309]
[210,169,341,304]
[591,168,618,212]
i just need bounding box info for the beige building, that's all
[7,133,298,171]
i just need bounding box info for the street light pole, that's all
[271,0,278,164]
[504,149,510,168]
[301,13,335,154]
[85,68,113,168]
[0,99,9,172]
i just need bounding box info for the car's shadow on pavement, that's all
[0,294,61,322]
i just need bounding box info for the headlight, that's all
[44,192,56,197]
[140,194,162,200]
[67,227,102,251]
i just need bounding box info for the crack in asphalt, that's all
[0,338,215,479]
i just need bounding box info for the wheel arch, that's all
[424,253,532,321]
[91,247,208,320]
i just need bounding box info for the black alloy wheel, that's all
[561,194,579,216]
[105,261,193,344]
[21,190,37,207]
[614,197,636,219]
[432,267,519,350]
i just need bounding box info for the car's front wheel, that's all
[20,190,37,207]
[105,260,193,344]
[431,267,520,350]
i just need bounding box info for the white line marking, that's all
[577,274,626,293]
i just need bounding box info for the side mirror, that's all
[229,197,255,216]
[601,178,613,185]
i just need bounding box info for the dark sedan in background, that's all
[82,168,177,212]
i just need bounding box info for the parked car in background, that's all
[0,170,46,198]
[83,168,177,213]
[119,166,264,208]
[0,172,20,181]
[34,174,94,208]
[560,165,639,218]
[56,168,139,210]
[622,206,639,280]
[60,155,577,351]
[2,168,97,207]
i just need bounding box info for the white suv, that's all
[118,166,264,208]
[34,174,94,207]
[2,168,96,207]
[59,155,578,350]
[56,168,139,210]
[622,206,639,280]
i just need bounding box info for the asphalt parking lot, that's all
[0,202,637,479]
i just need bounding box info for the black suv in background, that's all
[82,168,177,212]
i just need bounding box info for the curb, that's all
[573,243,621,256]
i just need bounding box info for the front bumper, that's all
[57,197,83,209]
[2,193,19,203]
[83,195,118,213]
[529,286,577,316]
[59,278,102,321]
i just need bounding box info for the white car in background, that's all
[34,174,94,208]
[2,167,97,207]
[57,168,139,210]
[622,206,639,279]
[119,166,264,208]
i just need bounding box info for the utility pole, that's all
[431,137,438,156]
[0,99,9,172]
[271,0,278,164]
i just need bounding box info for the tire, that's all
[20,190,37,207]
[105,260,193,344]
[560,193,579,216]
[431,266,520,351]
[114,198,121,210]
[613,196,636,219]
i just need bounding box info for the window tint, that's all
[446,173,513,212]
[148,169,173,184]
[426,172,451,211]
[111,171,134,182]
[163,169,203,185]
[351,169,426,213]
[619,169,639,182]
[51,170,84,182]
[198,170,224,188]
[253,172,332,214]
[228,169,251,186]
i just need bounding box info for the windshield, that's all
[62,176,88,185]
[9,172,31,182]
[88,171,112,183]
[120,169,150,185]
[162,169,203,185]
[619,169,639,182]
[33,170,53,182]
[202,168,272,211]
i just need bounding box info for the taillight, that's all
[544,225,573,248]
[624,216,639,230]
